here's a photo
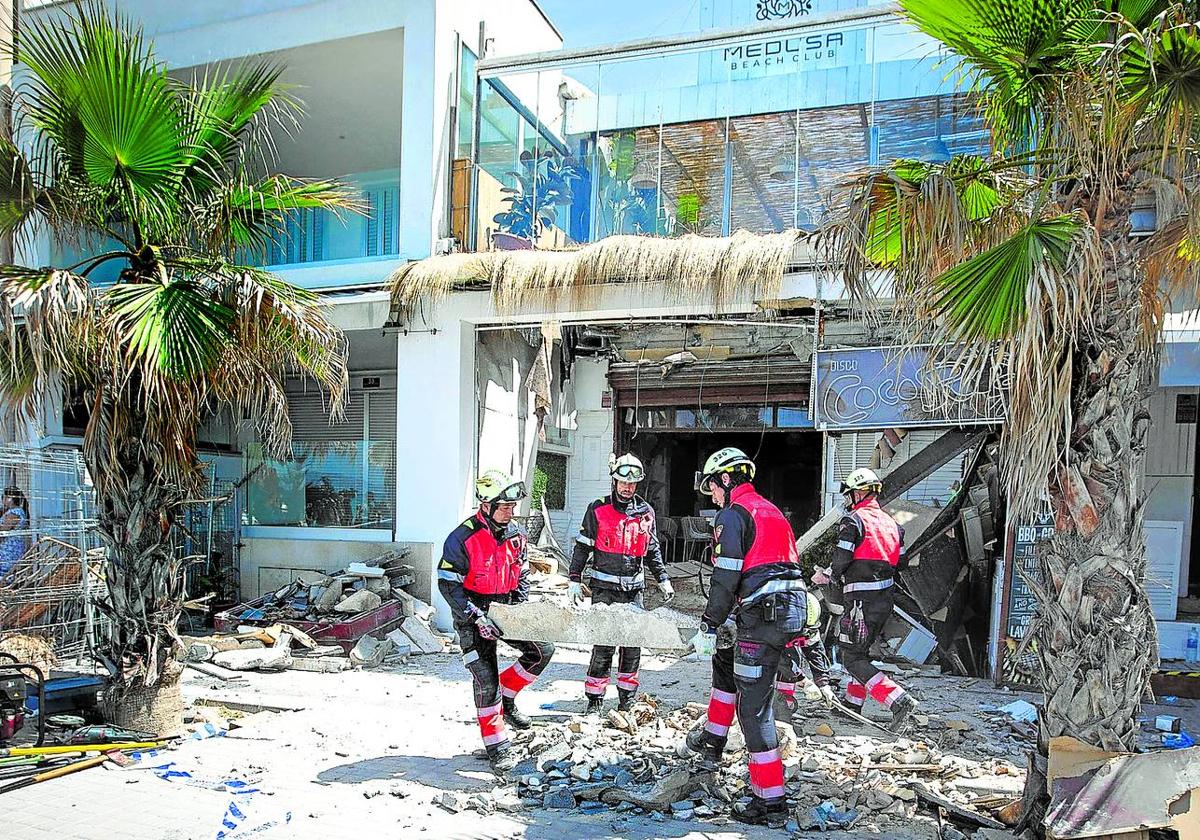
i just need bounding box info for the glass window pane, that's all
[698,405,771,429]
[456,46,477,160]
[729,112,799,233]
[777,406,813,428]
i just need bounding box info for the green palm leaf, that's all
[105,279,235,380]
[931,215,1082,339]
[17,4,183,221]
[900,0,1099,142]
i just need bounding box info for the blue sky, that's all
[537,0,703,48]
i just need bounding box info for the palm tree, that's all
[820,0,1200,828]
[0,4,353,731]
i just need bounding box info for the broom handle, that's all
[0,755,108,795]
[0,740,163,758]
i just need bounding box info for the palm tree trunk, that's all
[87,400,189,736]
[1019,242,1158,831]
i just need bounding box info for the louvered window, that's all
[267,209,325,265]
[364,185,400,256]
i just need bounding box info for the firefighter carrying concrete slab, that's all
[569,453,673,713]
[812,467,918,732]
[438,469,556,775]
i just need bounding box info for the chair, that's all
[656,516,679,568]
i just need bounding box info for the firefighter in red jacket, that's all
[570,453,673,713]
[683,447,810,827]
[438,469,555,775]
[813,467,918,732]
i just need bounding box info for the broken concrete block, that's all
[335,589,382,614]
[316,583,344,613]
[488,601,693,650]
[212,646,293,672]
[385,629,413,657]
[394,589,435,621]
[350,635,394,668]
[399,616,445,654]
[364,577,392,598]
[346,562,386,578]
[288,656,352,673]
[601,769,713,812]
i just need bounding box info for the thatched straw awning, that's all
[387,230,805,315]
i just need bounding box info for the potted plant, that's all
[493,150,579,249]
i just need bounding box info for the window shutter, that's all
[311,210,325,262]
[381,188,396,255]
[288,388,364,443]
[365,190,379,256]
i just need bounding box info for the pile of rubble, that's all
[185,552,458,678]
[228,552,416,623]
[437,695,1027,839]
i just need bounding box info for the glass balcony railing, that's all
[49,169,401,284]
[472,17,990,250]
[244,440,396,530]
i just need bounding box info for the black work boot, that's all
[503,696,532,730]
[888,693,918,733]
[732,797,789,828]
[585,695,605,715]
[680,725,722,769]
[773,691,797,723]
[617,689,636,712]
[489,748,518,776]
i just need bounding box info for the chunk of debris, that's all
[211,646,292,672]
[488,600,693,649]
[397,616,446,655]
[335,589,382,615]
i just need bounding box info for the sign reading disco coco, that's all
[811,346,1006,431]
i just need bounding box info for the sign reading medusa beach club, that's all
[811,346,1006,431]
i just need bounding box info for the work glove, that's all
[657,579,675,603]
[811,567,832,586]
[716,619,736,650]
[819,685,836,706]
[475,614,502,641]
[688,626,717,657]
[568,582,585,607]
[803,681,823,702]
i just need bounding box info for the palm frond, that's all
[932,214,1084,340]
[104,278,236,382]
[899,0,1099,145]
[15,3,184,231]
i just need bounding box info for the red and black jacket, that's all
[438,510,530,623]
[702,483,806,628]
[569,494,667,591]
[828,498,906,595]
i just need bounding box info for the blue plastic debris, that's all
[1161,696,1179,705]
[809,800,859,830]
[1162,731,1195,749]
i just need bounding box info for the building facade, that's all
[17,0,1199,663]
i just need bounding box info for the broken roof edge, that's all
[386,229,808,320]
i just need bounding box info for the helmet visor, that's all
[495,481,527,503]
[699,473,718,496]
[612,463,644,482]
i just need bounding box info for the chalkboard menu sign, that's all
[999,509,1054,687]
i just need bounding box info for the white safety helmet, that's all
[699,446,756,495]
[475,469,527,504]
[840,467,882,496]
[610,453,645,483]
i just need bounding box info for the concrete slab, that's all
[489,601,695,649]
